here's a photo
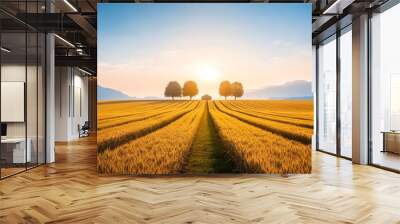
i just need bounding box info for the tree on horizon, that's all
[219,80,232,100]
[232,82,244,100]
[182,81,199,100]
[164,81,182,100]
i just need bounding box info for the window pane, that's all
[371,3,400,171]
[1,31,27,177]
[340,29,352,158]
[318,36,337,154]
[38,33,46,165]
[27,31,38,169]
[0,0,46,179]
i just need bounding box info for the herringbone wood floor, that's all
[1,137,400,224]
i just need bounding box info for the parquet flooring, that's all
[1,136,399,223]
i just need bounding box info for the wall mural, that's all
[97,3,313,174]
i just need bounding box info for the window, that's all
[370,3,400,171]
[390,74,400,130]
[317,36,337,154]
[339,27,352,158]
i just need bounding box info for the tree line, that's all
[164,80,244,100]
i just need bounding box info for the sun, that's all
[197,66,220,81]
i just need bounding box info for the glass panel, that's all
[27,31,38,169]
[1,31,27,177]
[371,4,400,171]
[0,1,46,178]
[38,33,46,165]
[340,29,352,158]
[318,36,337,154]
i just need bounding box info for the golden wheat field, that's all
[97,99,313,174]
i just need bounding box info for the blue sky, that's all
[98,3,311,98]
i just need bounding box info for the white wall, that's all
[55,67,89,141]
[1,65,38,138]
[1,65,26,135]
[55,67,70,141]
[72,73,89,138]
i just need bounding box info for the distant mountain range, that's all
[97,86,133,101]
[244,80,312,99]
[142,96,164,100]
[98,80,313,101]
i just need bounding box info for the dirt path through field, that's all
[183,103,235,173]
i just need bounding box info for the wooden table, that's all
[381,131,400,154]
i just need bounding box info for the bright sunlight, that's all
[197,66,220,81]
